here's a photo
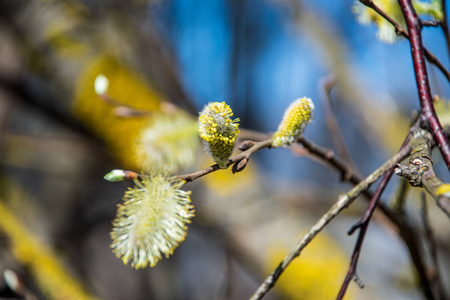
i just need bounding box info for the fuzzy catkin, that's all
[198,102,240,168]
[272,97,314,147]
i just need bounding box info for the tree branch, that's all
[395,129,450,218]
[320,76,359,175]
[398,0,450,169]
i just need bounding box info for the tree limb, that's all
[395,129,450,218]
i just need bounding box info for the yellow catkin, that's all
[272,97,314,147]
[266,234,355,300]
[198,102,240,168]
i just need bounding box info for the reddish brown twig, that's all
[337,173,392,300]
[398,0,450,170]
[320,76,359,176]
[421,194,447,300]
[440,0,450,65]
[177,138,272,182]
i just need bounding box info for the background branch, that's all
[440,0,450,65]
[320,76,359,176]
[421,194,447,300]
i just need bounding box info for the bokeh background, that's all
[0,0,449,299]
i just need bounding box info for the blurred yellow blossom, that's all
[0,200,97,300]
[135,111,199,173]
[266,234,354,300]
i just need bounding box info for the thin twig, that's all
[298,136,360,183]
[249,142,412,300]
[421,20,439,27]
[359,0,450,82]
[177,138,273,182]
[440,0,450,66]
[116,138,273,183]
[398,0,450,169]
[421,194,447,300]
[337,173,392,299]
[392,178,409,213]
[99,94,179,118]
[320,76,359,175]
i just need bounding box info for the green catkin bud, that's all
[110,175,195,269]
[198,102,240,168]
[104,169,127,182]
[272,97,314,147]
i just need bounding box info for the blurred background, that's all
[0,0,449,299]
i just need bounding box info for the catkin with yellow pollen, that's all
[198,102,240,168]
[272,97,314,147]
[110,174,195,269]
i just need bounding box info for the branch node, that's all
[421,20,439,27]
[325,149,335,160]
[347,222,361,236]
[353,274,365,289]
[341,171,353,182]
